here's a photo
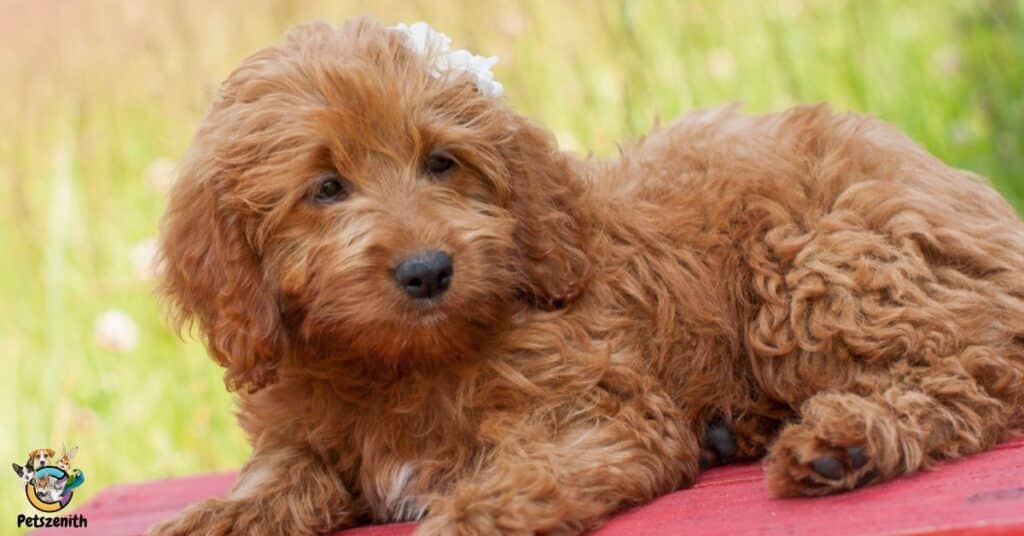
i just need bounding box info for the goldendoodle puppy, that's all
[151,18,1024,535]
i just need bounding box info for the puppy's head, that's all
[159,19,589,391]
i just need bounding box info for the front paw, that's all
[415,495,540,536]
[764,422,877,497]
[700,416,738,468]
[415,503,499,536]
[415,514,472,536]
[147,499,248,536]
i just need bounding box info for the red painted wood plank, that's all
[596,439,1024,536]
[31,439,1024,535]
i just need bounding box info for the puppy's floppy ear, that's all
[158,139,288,393]
[501,116,590,308]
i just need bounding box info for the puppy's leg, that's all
[147,444,355,536]
[701,412,784,468]
[700,416,738,468]
[416,388,700,536]
[764,360,1011,497]
[748,182,1024,496]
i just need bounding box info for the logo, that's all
[12,443,85,513]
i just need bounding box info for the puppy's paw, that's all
[764,422,877,497]
[147,499,249,536]
[699,416,737,469]
[415,512,508,536]
[147,515,203,536]
[416,495,539,536]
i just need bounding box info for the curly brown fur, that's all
[150,18,1024,536]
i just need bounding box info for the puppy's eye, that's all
[425,151,455,177]
[312,173,350,204]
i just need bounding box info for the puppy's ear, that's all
[502,116,590,308]
[158,141,288,393]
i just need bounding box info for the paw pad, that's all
[846,446,869,469]
[804,445,874,489]
[811,456,844,480]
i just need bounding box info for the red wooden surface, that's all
[32,439,1024,535]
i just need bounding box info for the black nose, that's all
[393,250,453,300]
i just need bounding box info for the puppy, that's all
[151,18,1024,535]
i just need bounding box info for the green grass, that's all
[2,0,1022,526]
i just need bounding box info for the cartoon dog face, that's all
[27,448,56,471]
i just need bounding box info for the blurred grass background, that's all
[2,0,1022,525]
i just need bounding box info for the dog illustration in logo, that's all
[25,448,55,473]
[11,444,85,512]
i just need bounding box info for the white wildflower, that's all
[948,121,972,147]
[130,238,160,280]
[390,22,504,97]
[555,131,583,152]
[144,158,176,194]
[94,310,140,352]
[707,49,736,81]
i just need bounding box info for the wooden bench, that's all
[33,438,1024,535]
